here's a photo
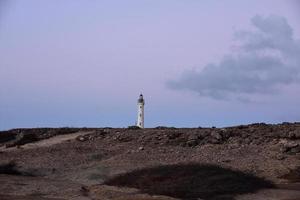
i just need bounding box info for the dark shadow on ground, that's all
[0,162,34,176]
[0,195,64,200]
[0,162,22,175]
[104,163,274,200]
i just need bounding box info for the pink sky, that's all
[0,0,300,130]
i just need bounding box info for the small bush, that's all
[155,126,176,129]
[89,153,103,161]
[127,126,141,130]
[88,173,105,180]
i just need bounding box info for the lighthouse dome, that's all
[138,94,144,103]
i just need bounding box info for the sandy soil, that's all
[0,131,93,152]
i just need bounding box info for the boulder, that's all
[288,130,300,139]
[138,146,144,151]
[76,136,87,142]
[211,131,223,141]
[279,140,299,153]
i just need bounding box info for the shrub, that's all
[127,126,141,130]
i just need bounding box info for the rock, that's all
[284,142,298,149]
[80,186,89,196]
[295,131,300,139]
[288,130,300,139]
[211,131,222,140]
[244,138,252,145]
[210,131,224,144]
[117,135,133,142]
[76,136,87,142]
[167,132,182,140]
[290,146,300,153]
[275,154,285,160]
[155,135,163,140]
[186,139,198,147]
[288,131,294,138]
[221,159,232,163]
[210,138,221,144]
[103,129,110,134]
[228,143,240,149]
[138,146,144,151]
[279,141,299,153]
[280,146,288,153]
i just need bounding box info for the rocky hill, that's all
[0,123,299,200]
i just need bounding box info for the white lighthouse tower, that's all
[137,94,145,128]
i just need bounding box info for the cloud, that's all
[167,15,300,101]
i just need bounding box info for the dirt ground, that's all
[0,123,299,200]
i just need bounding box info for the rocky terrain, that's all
[0,123,300,200]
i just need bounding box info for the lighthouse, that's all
[137,94,145,128]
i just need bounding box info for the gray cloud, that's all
[167,15,300,101]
